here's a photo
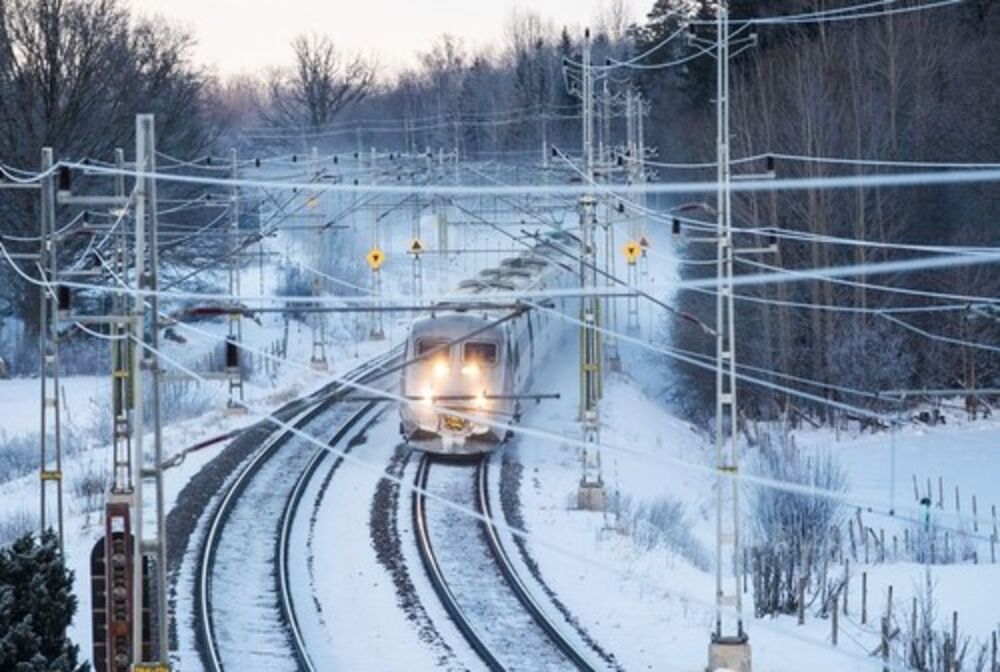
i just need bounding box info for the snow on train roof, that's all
[451,232,572,297]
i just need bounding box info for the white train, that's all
[400,231,577,455]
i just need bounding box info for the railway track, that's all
[195,350,398,672]
[412,452,603,671]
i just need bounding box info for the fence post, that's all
[973,495,979,533]
[991,629,996,672]
[938,476,944,509]
[952,611,959,672]
[880,529,886,563]
[956,485,961,516]
[843,560,849,615]
[832,592,839,646]
[798,577,806,625]
[912,474,919,501]
[882,585,894,672]
[862,571,868,625]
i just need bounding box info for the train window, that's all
[463,341,498,365]
[416,339,450,357]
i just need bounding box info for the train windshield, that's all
[416,339,450,357]
[463,341,498,365]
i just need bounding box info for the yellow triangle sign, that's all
[366,247,385,270]
[623,240,641,264]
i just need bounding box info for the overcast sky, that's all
[132,0,642,78]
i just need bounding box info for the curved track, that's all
[413,453,602,671]
[196,351,397,672]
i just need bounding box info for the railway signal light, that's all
[57,165,72,194]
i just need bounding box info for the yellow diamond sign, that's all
[366,247,385,270]
[623,240,641,264]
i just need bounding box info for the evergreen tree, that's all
[0,531,88,672]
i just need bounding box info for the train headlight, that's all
[461,362,480,377]
[432,359,450,378]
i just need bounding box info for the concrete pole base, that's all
[707,637,752,672]
[577,483,607,512]
[225,404,248,416]
[310,358,328,372]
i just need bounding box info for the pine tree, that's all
[0,531,88,672]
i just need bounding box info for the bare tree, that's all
[266,34,374,133]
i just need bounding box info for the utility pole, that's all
[625,90,641,334]
[577,28,607,512]
[369,147,385,340]
[38,147,65,549]
[228,148,249,397]
[709,3,751,671]
[601,70,621,372]
[309,146,329,370]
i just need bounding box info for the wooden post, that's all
[743,547,748,594]
[882,585,894,672]
[832,592,839,646]
[939,476,944,509]
[945,531,950,561]
[880,529,886,563]
[798,577,806,625]
[862,571,868,625]
[893,535,898,561]
[905,528,910,554]
[956,485,961,515]
[973,495,979,533]
[912,474,919,501]
[991,629,996,672]
[952,611,959,672]
[843,560,849,615]
[911,597,917,641]
[992,504,997,539]
[991,534,996,564]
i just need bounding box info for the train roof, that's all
[448,231,574,298]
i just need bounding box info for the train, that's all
[400,231,578,455]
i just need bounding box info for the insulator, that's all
[617,155,623,166]
[254,157,261,168]
[292,154,298,163]
[57,166,72,193]
[766,154,776,173]
[83,211,90,224]
[551,146,558,157]
[672,218,681,235]
[353,179,358,185]
[617,203,625,213]
[206,156,212,166]
[353,151,359,159]
[225,340,239,369]
[333,155,339,164]
[769,233,779,246]
[57,285,71,312]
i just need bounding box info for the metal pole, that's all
[142,114,170,666]
[131,115,148,665]
[712,1,750,663]
[228,148,248,396]
[577,28,606,511]
[38,147,64,549]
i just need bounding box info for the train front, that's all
[400,313,509,453]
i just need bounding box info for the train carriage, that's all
[400,231,577,455]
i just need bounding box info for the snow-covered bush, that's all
[749,429,848,617]
[616,494,710,570]
[896,573,989,672]
[0,427,86,484]
[71,460,107,514]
